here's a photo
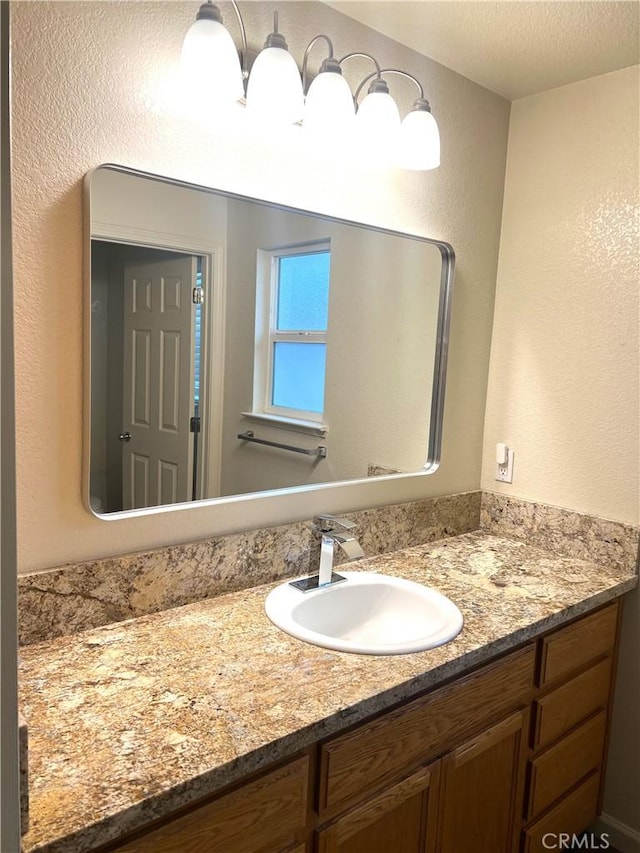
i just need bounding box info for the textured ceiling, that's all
[326,1,640,100]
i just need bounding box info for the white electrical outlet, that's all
[495,448,515,483]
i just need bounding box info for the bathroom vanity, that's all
[105,603,618,853]
[18,531,636,853]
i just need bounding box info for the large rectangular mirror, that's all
[85,165,453,515]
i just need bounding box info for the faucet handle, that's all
[312,514,356,533]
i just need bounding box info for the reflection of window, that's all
[255,242,330,423]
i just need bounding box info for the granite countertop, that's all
[19,531,638,853]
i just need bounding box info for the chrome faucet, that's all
[289,514,365,592]
[314,515,364,586]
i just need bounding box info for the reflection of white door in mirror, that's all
[90,237,221,514]
[122,254,197,510]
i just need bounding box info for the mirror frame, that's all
[83,164,455,519]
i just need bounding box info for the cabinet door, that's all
[436,709,528,853]
[317,762,440,853]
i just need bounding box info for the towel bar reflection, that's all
[237,430,328,458]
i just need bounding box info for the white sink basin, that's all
[265,571,463,655]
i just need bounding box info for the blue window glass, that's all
[277,252,329,331]
[272,342,326,413]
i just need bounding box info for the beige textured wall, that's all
[481,67,639,835]
[10,1,510,573]
[481,67,639,524]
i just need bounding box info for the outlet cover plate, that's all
[495,449,515,483]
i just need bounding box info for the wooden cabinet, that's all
[317,762,440,853]
[316,705,531,853]
[105,602,621,853]
[522,600,619,850]
[316,602,620,853]
[317,646,534,853]
[111,754,310,853]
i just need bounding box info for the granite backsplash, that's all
[18,491,482,646]
[18,490,639,647]
[480,492,639,575]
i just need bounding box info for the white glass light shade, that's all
[398,109,441,170]
[357,91,400,133]
[180,18,244,103]
[246,47,304,125]
[355,90,401,165]
[303,71,355,135]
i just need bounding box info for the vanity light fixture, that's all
[180,1,441,169]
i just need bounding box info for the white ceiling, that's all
[326,1,640,100]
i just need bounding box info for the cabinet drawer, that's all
[538,603,617,688]
[522,771,600,853]
[113,755,309,853]
[527,710,607,819]
[533,657,611,751]
[319,645,535,813]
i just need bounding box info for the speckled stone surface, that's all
[18,492,481,646]
[481,492,639,574]
[348,491,482,558]
[19,531,637,853]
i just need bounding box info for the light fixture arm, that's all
[354,67,425,108]
[339,52,382,79]
[226,0,249,79]
[302,35,336,93]
[339,53,384,108]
